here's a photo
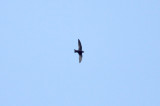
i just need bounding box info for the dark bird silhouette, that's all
[74,39,84,63]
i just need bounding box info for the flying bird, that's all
[74,39,84,63]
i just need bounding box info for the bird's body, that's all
[74,39,84,63]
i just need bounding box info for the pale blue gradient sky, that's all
[0,0,160,106]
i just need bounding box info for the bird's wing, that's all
[79,54,82,63]
[78,39,82,50]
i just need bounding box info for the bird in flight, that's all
[74,39,84,63]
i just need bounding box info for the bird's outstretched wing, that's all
[78,39,82,50]
[79,54,82,63]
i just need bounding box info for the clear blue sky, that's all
[0,0,160,106]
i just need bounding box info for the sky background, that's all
[0,0,160,106]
